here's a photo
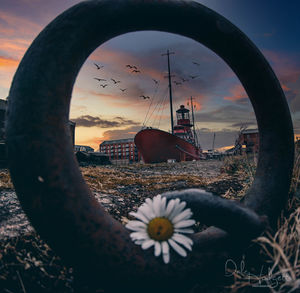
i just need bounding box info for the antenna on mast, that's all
[162,50,175,134]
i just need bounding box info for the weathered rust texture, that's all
[6,0,294,291]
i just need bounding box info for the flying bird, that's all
[152,79,159,84]
[140,95,150,99]
[192,61,200,66]
[111,78,121,84]
[132,69,141,73]
[94,78,106,82]
[94,63,104,70]
[189,75,199,79]
[120,88,127,92]
[100,84,108,88]
[180,77,189,82]
[173,81,182,85]
[126,65,138,69]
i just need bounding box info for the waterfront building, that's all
[237,129,259,153]
[99,138,140,163]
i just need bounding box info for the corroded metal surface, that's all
[6,0,294,291]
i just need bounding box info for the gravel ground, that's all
[0,159,256,293]
[0,160,231,239]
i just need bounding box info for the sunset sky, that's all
[1,0,300,150]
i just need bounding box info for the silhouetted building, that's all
[69,121,76,146]
[0,99,7,141]
[99,138,140,162]
[74,145,94,152]
[237,129,259,153]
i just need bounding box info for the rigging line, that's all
[142,82,160,127]
[154,89,166,128]
[149,88,166,128]
[146,85,169,127]
[149,85,169,127]
[194,123,201,148]
[157,92,168,129]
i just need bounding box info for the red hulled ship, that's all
[135,50,202,163]
[135,104,202,163]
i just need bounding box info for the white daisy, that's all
[126,194,195,264]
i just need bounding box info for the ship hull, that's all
[134,128,201,163]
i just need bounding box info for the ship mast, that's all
[162,50,175,134]
[190,96,198,146]
[212,132,216,151]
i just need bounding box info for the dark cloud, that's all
[139,41,235,99]
[100,126,142,142]
[231,122,257,128]
[197,129,239,150]
[195,105,256,124]
[72,115,140,128]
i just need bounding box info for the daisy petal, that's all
[160,196,167,216]
[138,204,155,220]
[169,201,186,220]
[174,228,194,234]
[172,208,193,224]
[164,199,176,218]
[162,241,170,264]
[172,234,193,250]
[173,233,193,245]
[129,211,149,224]
[153,194,162,217]
[168,239,187,257]
[134,240,144,245]
[125,220,146,231]
[174,219,195,228]
[154,241,162,257]
[141,239,155,250]
[163,252,170,264]
[130,232,149,240]
[162,241,169,254]
[145,198,154,213]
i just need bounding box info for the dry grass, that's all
[220,155,256,199]
[81,165,207,193]
[0,169,13,189]
[225,148,300,293]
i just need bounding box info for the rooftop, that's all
[241,128,258,134]
[100,138,134,145]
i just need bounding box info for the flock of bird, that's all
[92,60,201,99]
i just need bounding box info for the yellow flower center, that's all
[147,217,174,241]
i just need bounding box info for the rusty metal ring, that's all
[6,0,294,291]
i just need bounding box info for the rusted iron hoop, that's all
[6,0,294,290]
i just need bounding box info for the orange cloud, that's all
[0,56,19,67]
[0,10,41,38]
[281,84,291,92]
[0,38,30,59]
[224,84,247,102]
[185,98,203,111]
